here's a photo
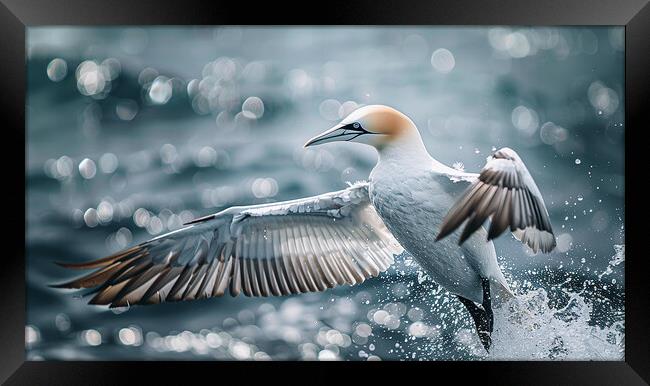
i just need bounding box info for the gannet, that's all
[55,105,555,352]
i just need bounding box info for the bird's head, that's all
[304,105,421,151]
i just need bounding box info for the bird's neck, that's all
[376,132,432,168]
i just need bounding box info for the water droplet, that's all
[431,48,455,74]
[241,96,264,119]
[47,58,68,82]
[78,158,96,179]
[148,76,173,104]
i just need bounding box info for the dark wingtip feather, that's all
[458,229,471,245]
[436,225,454,242]
[487,215,509,241]
[437,182,486,242]
[88,293,108,306]
[437,207,468,242]
[54,260,108,270]
[458,213,486,245]
[48,272,108,289]
[486,227,501,241]
[54,261,76,269]
[183,214,216,225]
[54,246,143,270]
[458,230,471,245]
[48,281,78,289]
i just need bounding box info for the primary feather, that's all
[54,182,403,307]
[437,147,556,253]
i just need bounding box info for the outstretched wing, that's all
[53,182,403,307]
[437,147,556,253]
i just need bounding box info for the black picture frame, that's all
[2,0,648,384]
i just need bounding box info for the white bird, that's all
[54,105,555,352]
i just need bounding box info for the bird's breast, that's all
[369,174,481,294]
[368,173,450,245]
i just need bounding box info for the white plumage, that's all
[56,105,555,352]
[56,182,402,305]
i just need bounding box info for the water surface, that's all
[26,27,625,360]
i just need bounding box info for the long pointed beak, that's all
[304,123,366,147]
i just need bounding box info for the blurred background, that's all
[26,26,624,361]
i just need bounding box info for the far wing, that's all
[53,182,403,307]
[437,148,556,253]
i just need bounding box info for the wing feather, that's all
[438,148,556,253]
[54,182,403,307]
[217,255,234,297]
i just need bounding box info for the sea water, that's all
[26,26,624,360]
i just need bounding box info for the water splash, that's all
[598,244,624,279]
[489,288,624,360]
[485,245,625,360]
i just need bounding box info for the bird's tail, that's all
[491,278,516,308]
[488,262,517,309]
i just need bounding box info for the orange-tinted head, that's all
[304,105,420,149]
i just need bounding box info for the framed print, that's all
[1,0,649,384]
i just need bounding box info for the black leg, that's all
[457,278,494,353]
[482,277,493,333]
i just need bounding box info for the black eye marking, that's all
[346,122,368,133]
[338,122,369,139]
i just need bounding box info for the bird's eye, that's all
[353,122,360,129]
